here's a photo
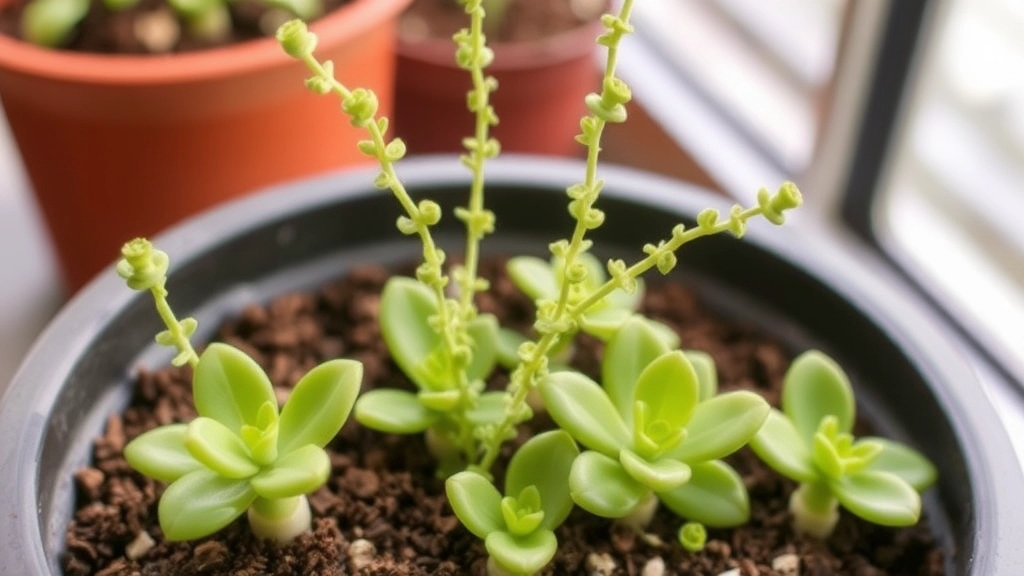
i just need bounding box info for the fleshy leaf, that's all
[602,316,671,425]
[685,350,718,401]
[539,371,629,456]
[634,351,699,432]
[379,276,446,390]
[467,391,506,426]
[158,469,256,541]
[278,359,361,454]
[831,470,921,526]
[123,424,203,483]
[619,449,691,492]
[505,430,580,530]
[249,444,330,499]
[861,438,937,492]
[507,256,558,300]
[354,389,438,434]
[669,391,769,463]
[485,529,558,576]
[658,460,750,528]
[579,308,632,341]
[569,450,649,518]
[749,409,818,483]
[193,343,276,433]
[185,417,259,479]
[495,327,527,369]
[466,313,500,382]
[446,471,505,539]
[782,351,855,443]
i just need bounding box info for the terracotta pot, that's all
[0,156,1022,573]
[0,0,412,292]
[393,10,601,156]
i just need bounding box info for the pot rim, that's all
[0,0,410,85]
[2,155,1022,573]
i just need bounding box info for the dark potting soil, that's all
[0,0,350,54]
[63,261,946,575]
[399,0,606,45]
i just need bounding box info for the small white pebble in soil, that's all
[133,9,180,54]
[348,538,377,571]
[642,556,666,576]
[772,553,800,576]
[716,569,741,576]
[586,552,618,576]
[640,532,666,547]
[125,530,156,560]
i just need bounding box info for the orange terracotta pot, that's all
[393,15,602,157]
[0,0,411,292]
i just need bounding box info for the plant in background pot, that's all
[0,0,412,292]
[1,0,1024,574]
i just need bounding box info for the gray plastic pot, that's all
[1,156,1021,574]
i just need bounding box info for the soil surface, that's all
[63,260,946,575]
[0,0,350,54]
[399,0,606,44]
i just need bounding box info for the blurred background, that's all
[2,0,1022,417]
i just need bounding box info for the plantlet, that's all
[117,239,362,542]
[446,430,579,576]
[749,350,938,538]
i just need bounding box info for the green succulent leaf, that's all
[668,390,769,463]
[21,0,90,47]
[505,430,580,530]
[379,277,447,390]
[634,351,699,432]
[579,307,632,342]
[831,470,921,526]
[539,371,629,456]
[749,409,818,483]
[686,350,718,401]
[278,359,361,454]
[507,256,558,300]
[783,351,855,443]
[193,343,276,433]
[812,427,845,479]
[446,471,505,539]
[602,316,672,425]
[123,424,203,483]
[485,529,558,576]
[158,469,256,541]
[249,444,330,500]
[495,327,527,369]
[185,417,259,479]
[569,450,649,518]
[619,449,691,492]
[658,460,750,528]
[862,437,937,492]
[466,313,499,382]
[354,389,438,434]
[467,391,506,426]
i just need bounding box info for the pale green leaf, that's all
[466,313,499,382]
[634,351,700,431]
[21,0,89,47]
[354,389,437,434]
[685,350,717,401]
[749,409,818,483]
[486,529,558,575]
[158,469,256,541]
[507,256,558,300]
[505,430,579,530]
[495,327,527,369]
[446,471,504,539]
[569,450,649,518]
[278,359,361,454]
[602,316,671,425]
[123,424,202,483]
[379,277,446,390]
[831,470,921,526]
[467,391,506,426]
[782,351,855,443]
[193,343,276,433]
[861,438,937,492]
[658,460,750,528]
[185,417,259,479]
[669,391,769,463]
[539,371,629,456]
[619,449,691,492]
[579,308,632,342]
[249,444,330,499]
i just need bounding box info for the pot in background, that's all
[0,0,412,292]
[0,156,1021,573]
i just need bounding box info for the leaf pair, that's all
[125,343,361,541]
[749,351,937,537]
[447,431,579,576]
[540,317,769,527]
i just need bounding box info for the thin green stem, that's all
[149,281,199,368]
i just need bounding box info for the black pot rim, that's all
[2,154,1022,573]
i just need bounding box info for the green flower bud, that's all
[276,19,317,59]
[117,238,169,291]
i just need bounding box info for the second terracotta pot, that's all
[0,0,411,292]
